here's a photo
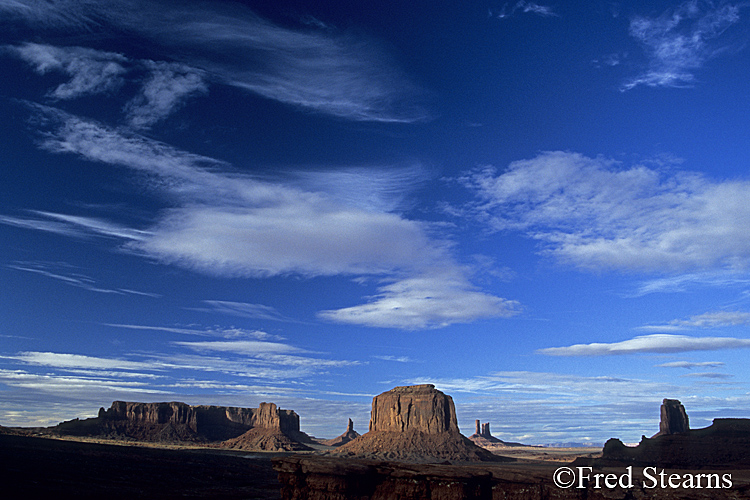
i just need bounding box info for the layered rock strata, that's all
[52,401,312,450]
[274,455,750,500]
[335,384,500,462]
[368,384,459,434]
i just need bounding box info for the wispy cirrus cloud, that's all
[6,261,160,297]
[2,0,429,123]
[4,42,127,99]
[196,301,293,322]
[658,360,725,369]
[490,1,557,20]
[3,351,160,371]
[633,271,750,296]
[622,1,742,90]
[124,60,207,129]
[639,311,750,332]
[373,355,414,363]
[463,151,750,273]
[0,368,170,395]
[103,323,280,340]
[538,333,750,356]
[4,105,514,330]
[6,43,207,128]
[1,325,359,389]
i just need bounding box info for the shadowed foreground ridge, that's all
[574,398,750,469]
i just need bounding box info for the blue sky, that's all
[2,0,750,445]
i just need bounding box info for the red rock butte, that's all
[335,384,501,462]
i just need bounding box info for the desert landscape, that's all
[3,384,750,499]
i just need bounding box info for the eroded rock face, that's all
[55,400,309,449]
[468,419,503,446]
[654,398,690,437]
[369,384,459,434]
[336,385,500,462]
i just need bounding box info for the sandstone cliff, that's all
[335,384,501,462]
[274,455,750,500]
[369,384,459,434]
[653,398,690,437]
[52,401,311,450]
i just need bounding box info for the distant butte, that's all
[334,384,507,462]
[320,418,360,447]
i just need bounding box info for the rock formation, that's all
[275,453,750,500]
[653,398,690,437]
[576,400,750,469]
[368,384,459,434]
[321,418,360,447]
[334,385,502,462]
[52,401,312,450]
[468,419,504,447]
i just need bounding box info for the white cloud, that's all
[173,340,301,355]
[657,361,725,369]
[538,334,750,356]
[0,0,102,28]
[136,204,445,278]
[0,369,169,394]
[634,271,750,295]
[491,1,557,20]
[7,43,209,127]
[2,351,159,372]
[465,151,750,272]
[11,107,514,329]
[173,341,360,370]
[318,268,520,329]
[373,355,414,363]
[139,4,429,122]
[104,323,278,340]
[197,301,291,322]
[622,1,741,90]
[680,372,733,379]
[125,60,207,129]
[639,311,750,332]
[3,0,429,122]
[6,261,157,296]
[6,43,127,99]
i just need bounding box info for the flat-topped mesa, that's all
[653,398,689,437]
[369,384,459,434]
[100,401,299,436]
[54,400,311,448]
